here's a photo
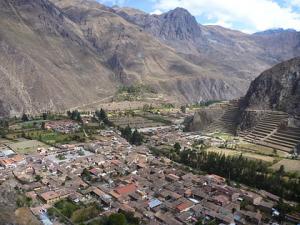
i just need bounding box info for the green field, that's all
[206,147,276,163]
[25,131,86,145]
[8,139,48,154]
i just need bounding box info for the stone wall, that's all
[185,108,225,132]
[288,117,300,128]
[237,110,269,132]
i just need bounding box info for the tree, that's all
[35,174,42,181]
[42,112,48,120]
[67,111,72,118]
[131,129,143,146]
[180,105,187,113]
[95,109,113,126]
[81,168,92,181]
[107,213,126,225]
[41,122,46,130]
[98,108,107,121]
[22,113,29,122]
[121,125,132,141]
[277,165,285,177]
[143,104,150,112]
[174,142,181,154]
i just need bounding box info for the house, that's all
[213,194,230,206]
[285,212,300,224]
[236,210,262,225]
[242,191,262,205]
[176,201,193,213]
[165,174,180,182]
[114,183,137,196]
[154,211,183,225]
[258,200,274,213]
[39,189,71,204]
[148,199,162,210]
[205,174,226,184]
[259,190,280,202]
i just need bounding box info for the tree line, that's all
[119,125,143,146]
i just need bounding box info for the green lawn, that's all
[26,131,86,145]
[8,139,47,154]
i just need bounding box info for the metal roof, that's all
[149,199,162,209]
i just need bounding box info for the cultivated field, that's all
[242,153,275,163]
[206,147,240,157]
[271,159,300,174]
[8,139,47,154]
[206,147,276,163]
[238,142,289,157]
[110,115,168,128]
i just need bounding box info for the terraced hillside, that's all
[186,100,241,135]
[239,58,300,153]
[204,100,241,135]
[240,111,300,153]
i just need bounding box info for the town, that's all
[0,102,299,225]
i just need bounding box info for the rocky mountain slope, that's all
[0,0,300,117]
[242,57,300,116]
[115,7,300,79]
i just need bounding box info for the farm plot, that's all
[110,116,164,128]
[242,153,275,163]
[205,147,241,157]
[238,142,289,157]
[270,159,300,174]
[206,147,276,163]
[8,139,47,154]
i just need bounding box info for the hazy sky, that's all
[96,0,300,33]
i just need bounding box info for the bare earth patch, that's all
[15,207,41,225]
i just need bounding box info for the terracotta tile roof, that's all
[176,201,193,212]
[40,191,59,201]
[115,183,137,196]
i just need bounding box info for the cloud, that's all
[152,0,300,32]
[150,9,163,15]
[97,0,127,6]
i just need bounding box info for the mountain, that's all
[0,0,116,116]
[116,7,300,78]
[254,28,297,35]
[242,57,300,116]
[0,0,300,117]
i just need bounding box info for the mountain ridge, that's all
[0,0,300,117]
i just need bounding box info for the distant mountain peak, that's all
[168,7,191,15]
[156,7,201,41]
[254,28,297,35]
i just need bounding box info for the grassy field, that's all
[237,142,289,157]
[270,159,300,174]
[206,147,240,156]
[206,147,276,163]
[242,152,275,163]
[110,115,166,128]
[25,131,86,145]
[8,139,47,154]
